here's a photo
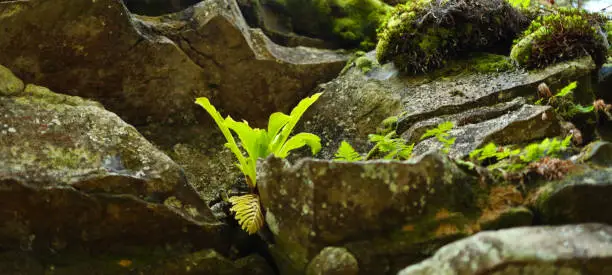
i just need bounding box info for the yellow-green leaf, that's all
[228,194,264,235]
[275,132,321,158]
[195,97,249,177]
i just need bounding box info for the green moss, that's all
[0,65,25,96]
[376,0,528,74]
[354,56,373,73]
[44,146,101,170]
[510,8,608,69]
[285,0,391,49]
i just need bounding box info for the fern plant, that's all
[195,93,323,234]
[535,81,594,116]
[333,113,414,162]
[420,121,456,154]
[334,141,363,161]
[469,135,573,172]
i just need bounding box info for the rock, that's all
[0,66,225,253]
[0,249,275,275]
[0,0,346,126]
[306,247,359,275]
[258,152,526,274]
[236,0,337,48]
[237,0,391,49]
[535,168,612,225]
[410,102,561,158]
[300,52,595,160]
[578,141,612,166]
[397,223,612,275]
[123,0,202,16]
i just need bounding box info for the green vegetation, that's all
[510,7,608,69]
[420,121,456,154]
[535,81,595,119]
[195,93,323,234]
[376,0,527,74]
[334,120,456,161]
[507,0,530,9]
[468,135,573,172]
[334,141,363,161]
[284,0,391,49]
[366,131,415,160]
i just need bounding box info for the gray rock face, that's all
[411,102,561,158]
[0,66,224,253]
[306,247,359,275]
[397,223,612,275]
[0,0,346,127]
[301,53,595,159]
[535,168,612,225]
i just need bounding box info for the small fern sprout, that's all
[334,141,363,161]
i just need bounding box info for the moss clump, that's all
[510,8,608,69]
[376,0,528,74]
[283,0,392,49]
[469,53,515,73]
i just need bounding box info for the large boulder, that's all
[535,167,612,225]
[258,153,530,274]
[398,223,612,275]
[0,65,225,254]
[0,0,346,127]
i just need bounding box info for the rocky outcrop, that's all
[258,153,529,274]
[0,0,346,127]
[535,167,612,225]
[397,223,612,275]
[306,247,359,275]
[0,65,225,254]
[300,52,595,160]
[123,0,202,16]
[0,249,274,275]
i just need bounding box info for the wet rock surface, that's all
[397,223,612,275]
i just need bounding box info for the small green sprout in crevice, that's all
[420,121,456,154]
[334,141,363,161]
[195,93,323,234]
[468,135,574,177]
[535,81,595,119]
[334,114,414,162]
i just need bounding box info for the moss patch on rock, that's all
[376,0,528,74]
[510,8,608,69]
[283,0,392,49]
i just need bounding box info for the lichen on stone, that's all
[510,7,608,69]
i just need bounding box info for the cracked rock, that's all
[0,65,226,254]
[0,0,347,127]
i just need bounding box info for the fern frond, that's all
[228,194,264,235]
[334,141,362,161]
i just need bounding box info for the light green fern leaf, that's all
[334,141,362,161]
[228,194,264,235]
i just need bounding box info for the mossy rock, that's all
[510,8,608,69]
[282,0,392,49]
[376,0,528,74]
